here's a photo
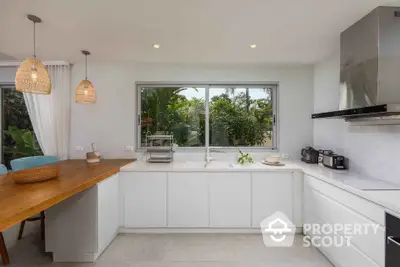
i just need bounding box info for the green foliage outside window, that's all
[2,88,42,167]
[140,86,274,148]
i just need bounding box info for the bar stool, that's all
[10,156,57,241]
[0,164,9,265]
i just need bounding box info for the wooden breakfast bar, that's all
[0,159,134,264]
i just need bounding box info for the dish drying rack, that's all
[145,134,174,163]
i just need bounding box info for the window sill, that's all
[136,147,278,153]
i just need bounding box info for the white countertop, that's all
[121,160,303,172]
[121,159,400,216]
[297,161,400,217]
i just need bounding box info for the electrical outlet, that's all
[75,146,83,151]
[281,154,289,159]
[124,146,134,151]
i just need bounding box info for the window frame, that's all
[136,82,278,152]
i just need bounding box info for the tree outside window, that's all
[1,87,42,167]
[139,85,276,149]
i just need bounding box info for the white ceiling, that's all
[0,0,399,64]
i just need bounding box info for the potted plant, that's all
[237,149,254,165]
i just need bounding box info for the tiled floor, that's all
[5,232,333,267]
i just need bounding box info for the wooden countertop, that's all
[0,159,134,232]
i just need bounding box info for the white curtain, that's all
[23,64,71,160]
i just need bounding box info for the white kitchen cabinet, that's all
[97,173,120,254]
[251,172,294,227]
[123,172,167,227]
[168,173,209,227]
[209,173,251,227]
[120,170,298,231]
[46,174,120,262]
[304,174,384,267]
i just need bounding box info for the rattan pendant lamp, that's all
[15,14,51,94]
[75,50,96,104]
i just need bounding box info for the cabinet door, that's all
[98,174,119,253]
[251,172,293,227]
[303,175,316,228]
[168,173,209,227]
[124,172,167,227]
[209,173,251,228]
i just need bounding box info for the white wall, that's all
[313,53,400,184]
[0,66,16,83]
[70,62,314,159]
[70,62,137,159]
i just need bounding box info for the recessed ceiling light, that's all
[153,44,160,49]
[249,44,257,48]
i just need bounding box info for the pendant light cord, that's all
[33,22,36,58]
[85,54,88,80]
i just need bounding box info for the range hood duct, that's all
[312,6,400,120]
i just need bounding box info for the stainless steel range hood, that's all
[312,6,400,120]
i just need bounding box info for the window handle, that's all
[138,114,141,126]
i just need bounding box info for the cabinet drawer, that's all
[305,175,384,225]
[309,187,384,266]
[305,214,380,267]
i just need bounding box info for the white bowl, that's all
[265,155,281,163]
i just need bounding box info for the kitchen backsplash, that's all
[313,52,400,184]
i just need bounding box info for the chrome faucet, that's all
[204,147,225,167]
[205,147,212,164]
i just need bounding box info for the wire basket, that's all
[10,164,60,184]
[146,134,174,163]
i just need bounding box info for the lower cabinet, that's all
[252,172,294,227]
[168,173,209,227]
[97,173,120,253]
[46,174,120,262]
[209,173,251,228]
[121,170,300,230]
[122,172,167,227]
[304,174,385,267]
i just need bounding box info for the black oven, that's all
[386,213,400,267]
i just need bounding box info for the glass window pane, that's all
[1,87,43,167]
[140,87,206,147]
[209,87,273,147]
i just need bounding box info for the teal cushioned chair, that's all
[0,164,7,174]
[10,155,57,171]
[10,156,57,241]
[0,164,9,265]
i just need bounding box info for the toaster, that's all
[322,154,346,169]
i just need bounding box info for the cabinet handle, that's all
[388,236,400,247]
